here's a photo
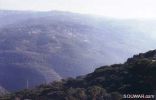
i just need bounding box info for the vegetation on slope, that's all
[1,50,156,100]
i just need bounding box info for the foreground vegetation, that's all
[1,50,156,100]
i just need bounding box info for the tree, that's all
[87,86,106,100]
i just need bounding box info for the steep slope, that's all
[2,49,156,100]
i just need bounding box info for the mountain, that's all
[1,10,156,91]
[2,50,156,100]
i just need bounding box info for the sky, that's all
[0,0,156,19]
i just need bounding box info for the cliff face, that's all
[2,50,156,100]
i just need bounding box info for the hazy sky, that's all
[0,0,156,19]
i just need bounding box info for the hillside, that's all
[2,50,156,100]
[1,10,156,92]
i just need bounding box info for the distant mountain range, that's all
[0,10,156,92]
[2,49,156,100]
